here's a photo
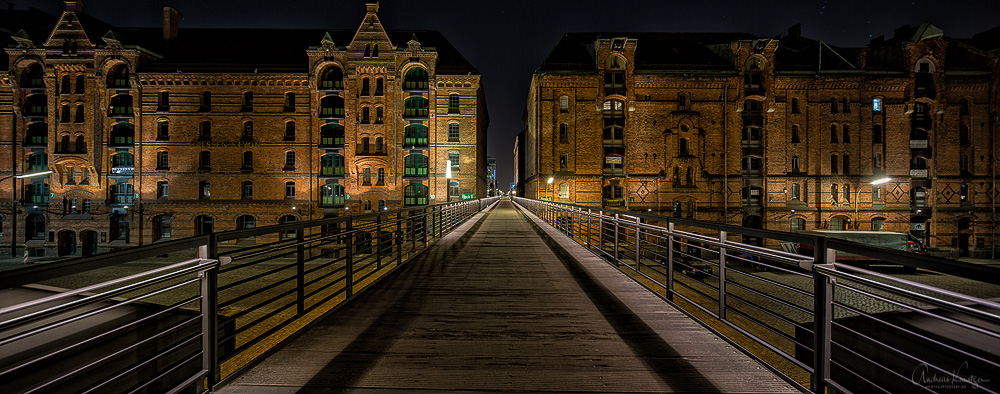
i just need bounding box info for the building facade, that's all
[524,23,1000,258]
[0,1,488,257]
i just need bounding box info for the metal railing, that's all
[514,197,1000,394]
[0,197,498,393]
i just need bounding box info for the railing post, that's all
[718,231,727,320]
[635,216,642,272]
[376,214,382,270]
[812,236,833,393]
[296,226,305,315]
[585,208,592,248]
[346,220,354,297]
[199,236,219,390]
[396,211,404,265]
[599,211,605,255]
[666,222,675,301]
[613,213,620,266]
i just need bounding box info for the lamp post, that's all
[547,177,554,201]
[3,170,53,258]
[854,177,891,230]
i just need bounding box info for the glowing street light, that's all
[854,177,892,229]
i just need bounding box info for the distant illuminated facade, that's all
[486,157,497,196]
[525,23,1000,258]
[0,1,488,257]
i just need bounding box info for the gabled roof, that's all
[775,35,859,72]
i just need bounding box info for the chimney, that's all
[64,0,82,12]
[787,23,801,38]
[365,1,379,14]
[163,6,179,41]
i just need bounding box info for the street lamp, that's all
[2,170,53,258]
[547,177,554,201]
[854,177,891,229]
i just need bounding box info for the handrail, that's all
[0,197,500,393]
[512,197,1000,394]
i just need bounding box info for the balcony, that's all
[110,166,134,177]
[26,193,50,205]
[110,194,134,206]
[108,135,134,148]
[403,167,429,178]
[319,166,345,179]
[319,137,344,149]
[24,135,47,148]
[320,195,345,207]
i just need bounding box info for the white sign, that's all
[606,156,622,164]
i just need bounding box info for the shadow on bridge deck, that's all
[219,200,796,393]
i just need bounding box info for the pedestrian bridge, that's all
[1,198,997,393]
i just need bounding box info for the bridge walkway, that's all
[219,200,796,393]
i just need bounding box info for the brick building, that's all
[0,1,488,257]
[523,23,1000,258]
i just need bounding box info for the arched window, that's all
[236,215,256,230]
[448,93,460,113]
[284,151,296,170]
[21,63,44,88]
[241,92,253,111]
[26,214,45,240]
[361,77,370,96]
[280,215,298,239]
[404,68,429,90]
[200,91,212,111]
[195,215,214,236]
[742,156,762,173]
[830,124,839,143]
[871,217,886,231]
[285,181,296,198]
[284,121,295,141]
[27,152,47,171]
[199,120,211,141]
[320,123,345,146]
[320,153,345,176]
[107,64,129,88]
[242,151,253,171]
[320,67,344,89]
[153,215,172,240]
[241,181,253,199]
[404,97,429,117]
[242,121,253,141]
[74,104,84,123]
[23,94,47,117]
[604,55,625,95]
[679,138,689,155]
[790,218,806,232]
[559,183,569,200]
[405,124,428,146]
[449,181,460,198]
[842,124,851,143]
[404,154,429,176]
[26,122,47,145]
[404,184,429,206]
[199,151,211,171]
[830,217,846,231]
[108,94,133,116]
[320,96,345,117]
[110,122,134,145]
[60,75,71,93]
[111,182,134,204]
[320,184,345,207]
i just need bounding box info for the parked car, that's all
[681,261,715,279]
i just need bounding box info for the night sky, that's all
[16,0,1000,189]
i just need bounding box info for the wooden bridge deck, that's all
[219,200,797,393]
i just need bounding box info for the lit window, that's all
[872,98,882,112]
[559,96,569,112]
[449,152,460,172]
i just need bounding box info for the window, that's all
[199,181,211,199]
[791,125,800,143]
[285,151,296,170]
[873,186,882,201]
[559,123,568,143]
[377,168,385,185]
[830,155,838,174]
[320,67,344,89]
[375,78,384,96]
[844,184,851,203]
[157,120,169,140]
[285,182,295,198]
[242,91,253,111]
[375,137,383,153]
[559,183,569,200]
[679,138,689,156]
[372,44,379,57]
[242,151,254,172]
[783,217,806,233]
[28,152,47,171]
[378,200,386,211]
[284,92,295,112]
[242,181,253,199]
[74,75,84,94]
[375,107,383,124]
[361,106,370,123]
[559,154,568,171]
[404,97,429,117]
[404,184,428,206]
[842,125,850,143]
[791,97,800,114]
[842,98,850,113]
[363,167,372,185]
[75,104,84,123]
[403,68,428,90]
[195,215,214,235]
[791,155,800,172]
[199,151,211,171]
[742,156,762,173]
[60,76,70,93]
[843,155,850,175]
[831,184,839,203]
[320,123,345,146]
[361,77,370,96]
[158,91,169,111]
[873,153,882,170]
[791,183,801,200]
[448,93,460,113]
[449,123,460,142]
[111,182,134,204]
[157,181,168,199]
[449,181,459,198]
[61,105,70,122]
[280,215,298,238]
[913,187,927,207]
[960,155,970,175]
[360,137,370,153]
[242,121,253,141]
[961,183,970,203]
[26,182,50,204]
[960,125,970,146]
[200,92,212,111]
[404,154,429,176]
[111,151,134,172]
[449,152,460,172]
[559,96,569,112]
[199,121,211,141]
[320,184,346,207]
[872,98,882,112]
[157,150,169,169]
[678,93,688,111]
[237,215,256,230]
[830,124,838,143]
[321,153,345,176]
[871,217,885,232]
[830,97,838,113]
[405,124,428,146]
[153,215,172,240]
[873,124,883,144]
[285,121,295,141]
[108,64,129,88]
